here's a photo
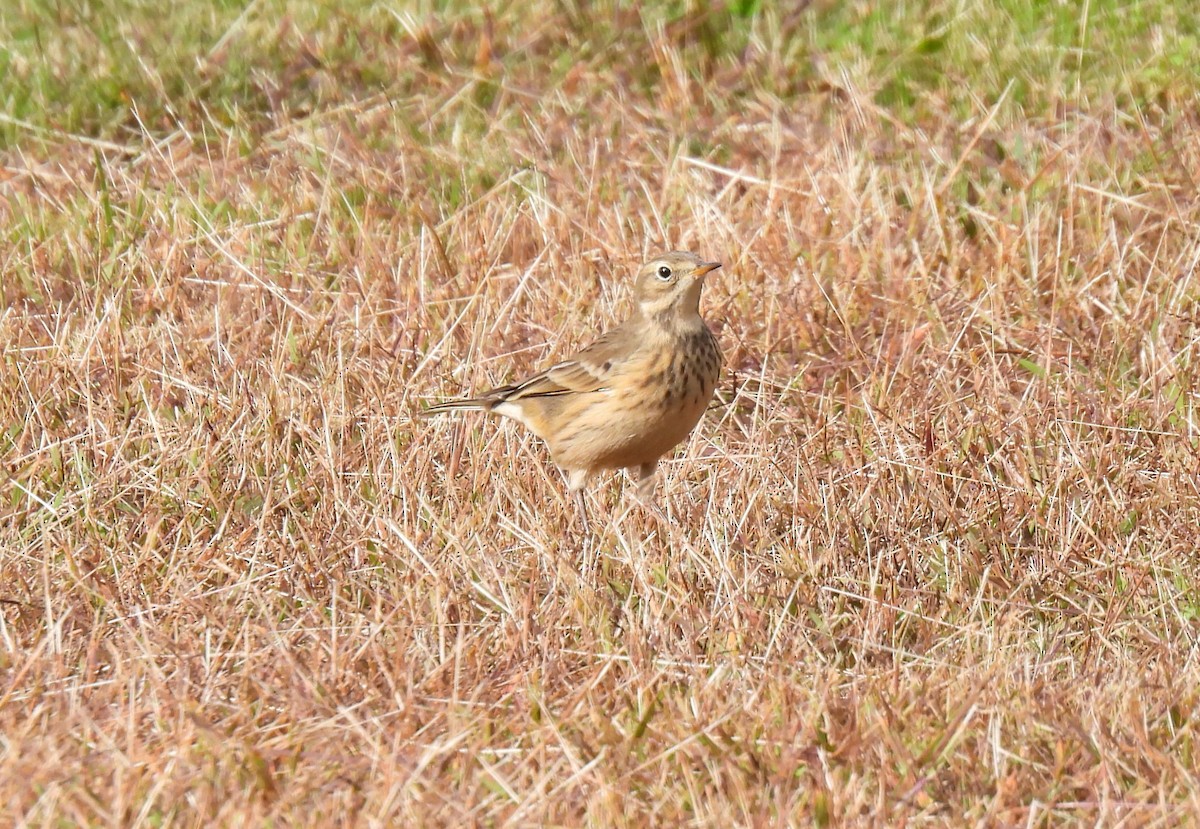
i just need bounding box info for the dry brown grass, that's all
[4,3,1200,825]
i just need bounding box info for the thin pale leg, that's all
[634,461,658,501]
[567,468,590,530]
[629,460,668,524]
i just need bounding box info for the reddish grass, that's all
[4,6,1200,825]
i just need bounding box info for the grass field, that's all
[4,0,1200,824]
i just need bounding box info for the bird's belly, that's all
[546,382,714,471]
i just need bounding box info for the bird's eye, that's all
[657,266,672,280]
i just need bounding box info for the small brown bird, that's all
[423,251,723,524]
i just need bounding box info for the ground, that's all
[3,1,1200,825]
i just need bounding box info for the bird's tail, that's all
[419,397,495,418]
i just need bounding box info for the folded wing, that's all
[486,324,630,403]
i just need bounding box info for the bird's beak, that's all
[695,262,722,278]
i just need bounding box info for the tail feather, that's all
[420,397,495,417]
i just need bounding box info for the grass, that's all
[4,0,1200,824]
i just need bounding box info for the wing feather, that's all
[486,322,633,403]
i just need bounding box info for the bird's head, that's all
[633,251,721,321]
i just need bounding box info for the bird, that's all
[423,251,724,526]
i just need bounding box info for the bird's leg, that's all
[574,490,588,529]
[630,461,669,525]
[634,461,658,501]
[567,468,590,532]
